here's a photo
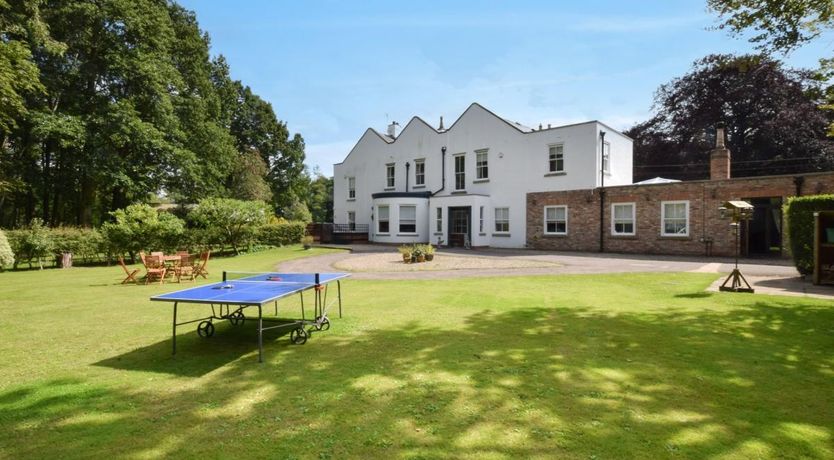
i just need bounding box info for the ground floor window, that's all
[347,211,355,231]
[378,205,389,233]
[436,207,442,232]
[544,206,567,234]
[611,203,635,235]
[399,205,416,233]
[494,207,509,233]
[479,206,484,233]
[661,201,689,236]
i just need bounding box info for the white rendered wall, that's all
[333,103,633,248]
[370,197,429,244]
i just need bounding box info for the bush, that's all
[189,198,271,254]
[101,204,185,259]
[784,194,834,275]
[50,227,105,264]
[8,219,55,269]
[257,222,306,247]
[0,228,14,269]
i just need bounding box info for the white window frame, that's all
[347,177,355,199]
[377,205,390,234]
[494,207,509,233]
[611,203,636,236]
[435,207,442,233]
[386,163,395,188]
[475,149,488,180]
[479,206,484,233]
[548,143,564,173]
[399,205,417,234]
[543,205,568,235]
[661,200,689,237]
[414,159,425,186]
[602,141,611,174]
[347,211,356,231]
[454,153,465,191]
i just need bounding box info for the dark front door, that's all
[448,206,471,248]
[743,197,783,257]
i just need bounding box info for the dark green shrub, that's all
[101,204,186,259]
[257,222,306,247]
[8,219,55,269]
[0,228,14,269]
[188,198,271,254]
[51,227,105,264]
[784,194,834,275]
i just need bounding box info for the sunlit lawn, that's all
[1,246,833,459]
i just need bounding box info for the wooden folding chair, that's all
[193,250,210,279]
[175,253,195,283]
[118,257,140,284]
[144,255,167,285]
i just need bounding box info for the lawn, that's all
[1,247,833,459]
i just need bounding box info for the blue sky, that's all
[178,0,832,177]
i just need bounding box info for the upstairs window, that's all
[454,154,465,190]
[476,149,488,179]
[661,201,689,236]
[378,205,389,233]
[399,205,416,233]
[548,144,564,172]
[544,206,567,235]
[386,163,395,188]
[494,207,509,233]
[612,203,635,235]
[603,142,611,173]
[347,177,355,199]
[415,160,425,186]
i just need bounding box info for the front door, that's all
[448,207,471,248]
[743,197,783,257]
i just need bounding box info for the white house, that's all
[333,103,633,248]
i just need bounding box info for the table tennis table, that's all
[150,271,349,362]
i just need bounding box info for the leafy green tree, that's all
[101,204,185,260]
[188,198,270,254]
[627,54,834,181]
[284,197,312,223]
[0,228,14,269]
[228,149,273,202]
[302,168,333,223]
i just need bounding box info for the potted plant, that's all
[413,244,425,263]
[424,244,435,261]
[398,245,412,263]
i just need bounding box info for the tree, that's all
[0,228,14,269]
[302,168,333,223]
[627,54,834,181]
[188,198,270,254]
[228,149,273,202]
[100,204,185,260]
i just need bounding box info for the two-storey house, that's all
[333,103,633,248]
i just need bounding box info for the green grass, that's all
[1,247,833,459]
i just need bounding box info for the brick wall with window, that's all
[527,171,834,257]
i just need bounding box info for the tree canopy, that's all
[627,54,834,181]
[0,0,307,228]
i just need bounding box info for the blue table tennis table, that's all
[151,271,349,362]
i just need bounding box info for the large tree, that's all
[627,54,834,181]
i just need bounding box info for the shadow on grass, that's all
[674,292,714,299]
[3,298,834,458]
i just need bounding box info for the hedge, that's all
[784,194,834,275]
[257,222,306,247]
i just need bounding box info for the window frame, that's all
[661,200,689,237]
[454,153,466,191]
[435,207,442,233]
[479,206,484,233]
[347,211,356,231]
[543,205,568,235]
[611,202,636,236]
[414,159,425,186]
[347,177,355,199]
[548,143,565,173]
[386,163,395,189]
[399,204,417,234]
[494,207,509,233]
[377,205,390,234]
[475,149,488,180]
[602,141,611,174]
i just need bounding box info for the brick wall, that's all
[527,171,834,257]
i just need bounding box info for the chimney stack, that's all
[387,121,399,138]
[439,116,444,130]
[710,123,731,180]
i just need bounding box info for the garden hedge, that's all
[257,222,306,247]
[784,194,834,275]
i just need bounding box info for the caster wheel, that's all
[290,327,308,345]
[197,321,215,338]
[229,310,245,326]
[316,318,330,331]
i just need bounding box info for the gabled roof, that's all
[336,102,631,166]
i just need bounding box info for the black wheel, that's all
[316,318,330,331]
[229,310,245,326]
[197,321,215,338]
[290,327,308,345]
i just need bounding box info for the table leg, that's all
[172,302,178,355]
[337,280,342,319]
[258,305,263,363]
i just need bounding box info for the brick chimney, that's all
[710,123,731,180]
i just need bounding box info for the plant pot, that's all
[402,254,412,263]
[425,254,434,261]
[416,254,426,263]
